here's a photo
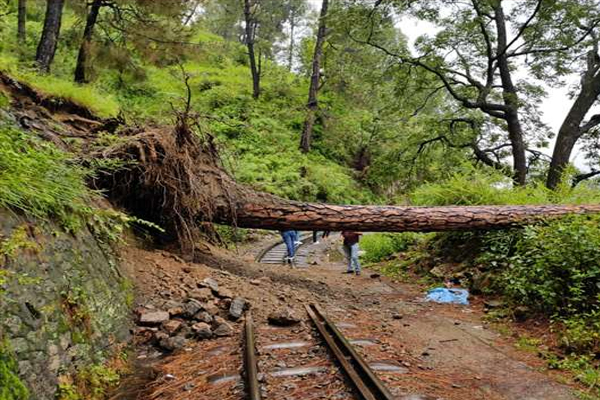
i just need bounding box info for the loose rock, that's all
[229,297,247,320]
[188,288,213,302]
[268,309,301,326]
[162,320,183,335]
[139,311,170,326]
[191,322,213,339]
[200,277,219,292]
[183,299,203,318]
[216,288,234,299]
[194,311,213,324]
[214,322,234,337]
[202,301,220,316]
[159,335,187,351]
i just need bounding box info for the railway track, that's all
[256,233,311,267]
[243,303,396,400]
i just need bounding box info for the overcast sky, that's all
[306,0,594,169]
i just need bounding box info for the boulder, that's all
[229,297,247,320]
[191,322,213,339]
[267,309,301,326]
[139,311,170,326]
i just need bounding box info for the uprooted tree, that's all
[93,123,600,248]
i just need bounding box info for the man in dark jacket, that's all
[341,231,362,275]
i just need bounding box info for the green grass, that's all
[0,54,119,118]
[0,123,92,230]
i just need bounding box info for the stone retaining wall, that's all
[0,209,132,399]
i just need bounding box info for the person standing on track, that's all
[341,231,362,275]
[280,230,296,263]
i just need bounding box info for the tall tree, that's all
[300,0,329,153]
[363,0,600,187]
[542,6,600,189]
[74,0,103,83]
[17,0,26,43]
[243,0,261,99]
[36,0,65,73]
[285,0,307,71]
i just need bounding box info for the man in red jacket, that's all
[341,231,362,275]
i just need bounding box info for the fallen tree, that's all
[94,124,600,247]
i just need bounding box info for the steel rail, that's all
[257,232,311,264]
[305,303,395,400]
[243,311,261,400]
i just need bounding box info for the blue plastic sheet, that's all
[426,288,469,305]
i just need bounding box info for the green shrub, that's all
[499,215,600,316]
[360,233,421,263]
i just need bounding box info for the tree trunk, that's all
[35,0,65,73]
[494,4,527,186]
[96,128,600,241]
[288,11,295,71]
[547,49,600,190]
[230,200,600,232]
[74,0,102,84]
[300,0,328,153]
[17,0,26,43]
[243,0,260,99]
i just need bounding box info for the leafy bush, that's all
[360,232,421,263]
[499,215,600,316]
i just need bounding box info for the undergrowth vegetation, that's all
[0,123,92,230]
[0,337,29,400]
[359,233,422,263]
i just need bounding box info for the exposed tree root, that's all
[93,123,600,251]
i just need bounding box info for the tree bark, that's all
[17,0,26,43]
[300,0,328,153]
[243,0,260,99]
[546,48,600,190]
[36,0,65,73]
[494,3,527,186]
[288,11,295,71]
[74,0,102,84]
[230,200,600,232]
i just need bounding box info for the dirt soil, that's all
[114,234,582,400]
